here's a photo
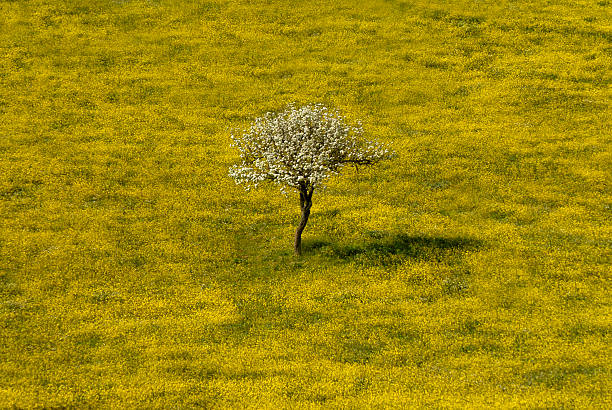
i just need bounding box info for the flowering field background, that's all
[1,0,610,407]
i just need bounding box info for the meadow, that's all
[0,0,610,407]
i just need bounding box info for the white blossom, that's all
[228,103,395,193]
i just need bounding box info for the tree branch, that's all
[307,185,314,201]
[340,158,377,166]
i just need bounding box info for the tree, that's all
[229,103,395,255]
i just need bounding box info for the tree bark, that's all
[294,186,313,256]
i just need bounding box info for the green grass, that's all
[1,0,610,407]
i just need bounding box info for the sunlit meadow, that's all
[0,0,610,407]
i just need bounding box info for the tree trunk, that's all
[294,187,313,256]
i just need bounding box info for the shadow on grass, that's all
[305,233,483,265]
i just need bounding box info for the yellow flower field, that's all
[0,0,610,407]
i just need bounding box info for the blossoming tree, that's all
[229,104,395,255]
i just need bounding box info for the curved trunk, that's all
[294,187,313,256]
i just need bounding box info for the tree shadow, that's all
[305,233,483,265]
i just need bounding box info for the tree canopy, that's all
[229,104,394,194]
